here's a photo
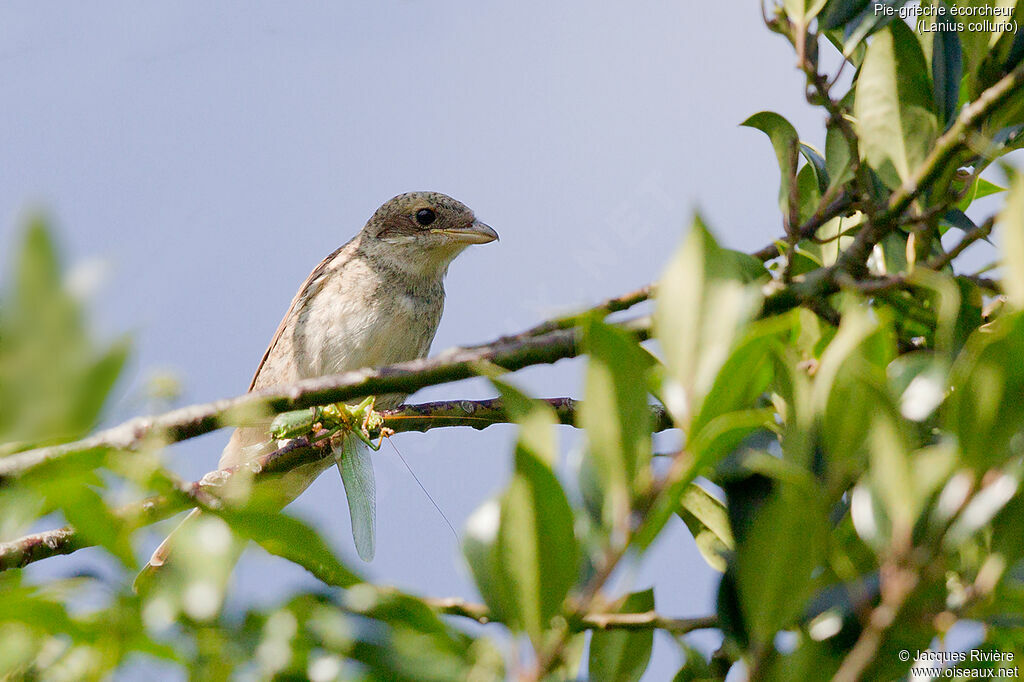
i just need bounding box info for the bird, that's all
[137,191,497,589]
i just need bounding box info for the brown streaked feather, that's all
[247,241,351,391]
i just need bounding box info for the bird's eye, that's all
[415,208,437,226]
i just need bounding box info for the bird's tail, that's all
[133,509,246,596]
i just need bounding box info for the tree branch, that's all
[0,398,673,571]
[0,313,652,483]
[833,62,1024,278]
[478,284,653,344]
[424,596,717,636]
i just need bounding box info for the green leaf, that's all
[825,125,855,191]
[815,306,896,482]
[835,0,910,58]
[854,19,938,188]
[800,143,830,194]
[463,498,512,624]
[730,475,829,645]
[955,176,1007,212]
[335,436,376,562]
[464,378,569,634]
[946,312,1024,467]
[60,484,136,569]
[497,447,578,646]
[0,218,129,445]
[655,217,761,427]
[931,18,963,128]
[491,378,559,466]
[588,588,655,682]
[634,316,788,554]
[742,112,800,215]
[223,509,362,588]
[973,0,1024,97]
[464,385,576,646]
[723,249,772,284]
[795,163,823,226]
[784,0,829,25]
[670,644,714,681]
[954,0,997,91]
[1000,170,1024,308]
[818,0,871,30]
[580,318,654,532]
[677,483,733,572]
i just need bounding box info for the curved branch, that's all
[0,398,674,572]
[0,313,651,483]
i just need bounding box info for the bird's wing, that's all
[334,434,376,562]
[248,241,349,391]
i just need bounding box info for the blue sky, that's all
[1,2,838,678]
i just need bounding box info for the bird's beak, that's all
[434,220,499,244]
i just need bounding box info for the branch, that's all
[927,215,995,272]
[424,597,717,636]
[477,284,653,344]
[0,314,651,483]
[833,62,1024,278]
[753,192,854,262]
[0,399,674,571]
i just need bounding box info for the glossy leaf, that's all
[784,0,828,25]
[742,112,799,215]
[677,483,733,572]
[818,0,871,30]
[497,446,578,646]
[825,126,855,191]
[955,176,1007,212]
[655,217,761,426]
[854,19,938,188]
[580,318,654,531]
[931,19,963,129]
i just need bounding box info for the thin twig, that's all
[927,216,996,272]
[753,192,853,262]
[425,596,717,636]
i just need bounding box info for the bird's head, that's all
[361,191,498,279]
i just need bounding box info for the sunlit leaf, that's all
[580,318,654,532]
[655,217,761,427]
[854,19,938,188]
[496,446,578,646]
[1000,170,1024,308]
[677,483,733,572]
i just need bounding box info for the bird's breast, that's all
[296,272,445,378]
